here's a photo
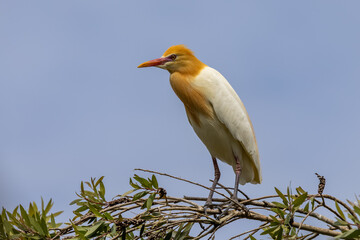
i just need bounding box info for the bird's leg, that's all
[231,154,249,214]
[232,154,241,201]
[204,156,220,213]
[218,154,248,218]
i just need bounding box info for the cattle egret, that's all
[138,45,261,210]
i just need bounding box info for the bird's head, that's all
[138,45,205,75]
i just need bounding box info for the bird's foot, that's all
[203,199,222,215]
[216,197,249,219]
[204,203,223,218]
[203,199,213,215]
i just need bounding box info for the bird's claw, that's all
[215,199,249,219]
[241,204,250,216]
[203,201,213,215]
[233,199,249,216]
[204,202,223,219]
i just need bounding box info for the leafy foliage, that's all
[1,171,360,239]
[0,198,62,239]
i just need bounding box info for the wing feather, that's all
[193,67,262,182]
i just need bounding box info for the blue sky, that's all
[1,1,360,238]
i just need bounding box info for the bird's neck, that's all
[169,70,213,126]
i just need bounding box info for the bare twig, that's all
[135,168,245,210]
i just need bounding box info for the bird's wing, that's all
[194,67,261,181]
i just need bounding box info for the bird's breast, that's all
[188,113,236,166]
[169,72,213,126]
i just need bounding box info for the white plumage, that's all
[190,66,261,184]
[138,45,261,207]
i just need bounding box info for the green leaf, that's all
[70,199,82,206]
[87,204,103,218]
[122,227,126,240]
[44,199,53,216]
[129,178,140,189]
[6,211,22,227]
[83,191,97,198]
[40,217,49,236]
[133,191,149,201]
[275,226,283,240]
[261,226,280,235]
[29,215,45,236]
[85,221,104,237]
[353,205,360,217]
[164,231,173,240]
[121,189,137,197]
[0,216,6,238]
[146,193,155,210]
[271,208,285,219]
[141,215,155,220]
[151,175,158,189]
[74,205,88,213]
[19,205,31,226]
[290,227,296,237]
[335,201,346,220]
[303,202,309,212]
[348,213,359,225]
[71,221,88,240]
[139,224,145,237]
[334,219,349,226]
[95,176,105,187]
[177,222,193,240]
[73,211,83,219]
[127,231,135,239]
[99,181,106,201]
[269,215,280,223]
[12,206,19,217]
[274,188,288,206]
[284,214,292,225]
[287,187,291,204]
[296,186,306,195]
[134,175,152,189]
[271,202,287,209]
[81,181,85,194]
[50,214,56,228]
[1,208,6,218]
[86,181,93,191]
[110,224,117,236]
[141,200,147,210]
[2,214,15,234]
[310,197,315,210]
[41,197,45,213]
[103,212,114,220]
[52,211,63,218]
[293,192,308,209]
[174,223,184,240]
[335,229,360,239]
[249,235,257,240]
[33,201,39,213]
[28,203,35,217]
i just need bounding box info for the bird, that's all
[138,45,261,209]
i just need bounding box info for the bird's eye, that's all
[170,54,177,61]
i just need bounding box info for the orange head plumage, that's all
[138,45,206,76]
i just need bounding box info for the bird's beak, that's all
[138,57,172,68]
